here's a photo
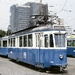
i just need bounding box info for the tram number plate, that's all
[23,52,26,59]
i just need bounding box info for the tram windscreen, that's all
[55,34,65,47]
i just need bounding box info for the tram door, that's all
[35,33,44,63]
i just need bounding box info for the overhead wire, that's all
[57,0,67,13]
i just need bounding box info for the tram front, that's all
[49,26,67,71]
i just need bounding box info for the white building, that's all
[65,26,72,35]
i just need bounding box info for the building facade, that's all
[10,2,48,33]
[10,5,30,33]
[65,26,72,35]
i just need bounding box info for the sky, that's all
[0,0,75,32]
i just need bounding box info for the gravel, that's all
[0,56,75,75]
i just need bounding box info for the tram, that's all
[6,25,67,71]
[0,36,8,56]
[67,35,75,57]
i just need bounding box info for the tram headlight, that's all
[59,54,64,59]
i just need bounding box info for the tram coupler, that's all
[60,65,67,72]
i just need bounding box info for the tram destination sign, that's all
[54,26,65,30]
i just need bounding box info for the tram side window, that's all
[36,34,39,47]
[67,40,71,46]
[44,35,48,47]
[67,40,75,47]
[8,39,11,47]
[73,40,75,47]
[11,38,12,47]
[3,40,7,47]
[19,36,22,47]
[12,38,15,47]
[28,34,32,47]
[24,35,27,47]
[50,34,54,47]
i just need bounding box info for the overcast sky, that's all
[0,0,75,32]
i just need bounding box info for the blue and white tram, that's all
[0,36,8,56]
[67,35,75,57]
[8,25,67,70]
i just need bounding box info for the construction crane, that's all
[40,0,43,15]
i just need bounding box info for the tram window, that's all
[11,38,12,47]
[24,35,27,47]
[3,40,7,47]
[19,36,22,47]
[67,40,72,46]
[67,40,75,47]
[55,34,65,47]
[28,34,32,47]
[8,39,11,47]
[73,40,75,47]
[50,34,54,47]
[36,34,39,47]
[40,34,43,47]
[44,35,48,47]
[12,38,15,47]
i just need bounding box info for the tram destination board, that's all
[54,26,65,30]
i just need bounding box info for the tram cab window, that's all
[3,40,7,47]
[19,36,22,47]
[24,35,27,47]
[50,34,54,47]
[55,34,65,47]
[28,34,32,47]
[44,35,48,47]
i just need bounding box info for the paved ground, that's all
[0,56,75,75]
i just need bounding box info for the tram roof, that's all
[67,35,75,40]
[9,25,66,38]
[0,36,8,40]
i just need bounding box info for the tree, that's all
[7,29,11,35]
[0,29,7,38]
